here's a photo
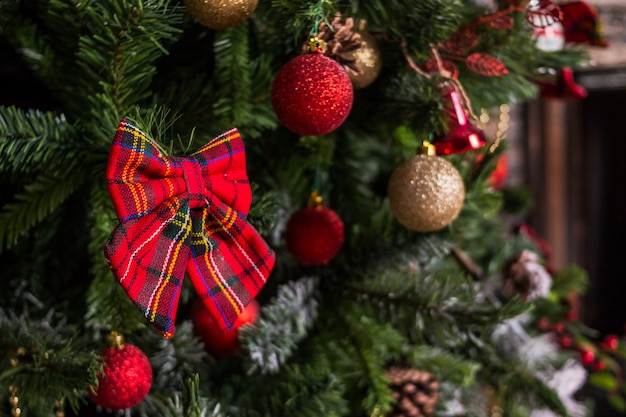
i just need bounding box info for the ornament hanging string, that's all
[309,1,324,37]
[307,0,334,53]
[400,38,478,124]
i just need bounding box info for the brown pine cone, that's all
[386,366,440,417]
[502,249,552,301]
[304,13,364,74]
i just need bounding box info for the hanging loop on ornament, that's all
[105,331,125,349]
[418,140,436,156]
[308,0,333,38]
[308,36,326,53]
[308,191,324,208]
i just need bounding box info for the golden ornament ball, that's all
[388,154,465,232]
[348,29,382,89]
[183,0,258,30]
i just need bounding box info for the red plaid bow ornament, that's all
[104,119,275,338]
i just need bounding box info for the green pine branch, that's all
[0,106,75,175]
[242,276,319,375]
[212,23,253,130]
[209,22,277,139]
[0,308,101,414]
[136,323,214,417]
[75,0,182,122]
[0,169,85,252]
[84,182,147,334]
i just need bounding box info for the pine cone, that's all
[502,249,552,301]
[386,366,440,417]
[305,14,364,74]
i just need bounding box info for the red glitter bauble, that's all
[271,51,353,136]
[191,298,260,356]
[285,206,344,265]
[89,338,152,410]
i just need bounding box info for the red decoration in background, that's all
[539,68,587,100]
[560,1,608,47]
[526,0,563,28]
[466,53,509,77]
[191,298,260,356]
[89,333,153,410]
[489,14,515,30]
[271,51,353,136]
[434,87,485,155]
[476,153,509,190]
[489,155,508,190]
[286,204,344,265]
[440,27,481,56]
[518,223,551,255]
[424,58,459,79]
[603,334,619,351]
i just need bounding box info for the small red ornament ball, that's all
[191,298,260,356]
[271,51,353,136]
[90,335,152,410]
[285,206,344,265]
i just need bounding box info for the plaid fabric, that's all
[104,119,274,338]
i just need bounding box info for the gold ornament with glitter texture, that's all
[348,27,382,88]
[183,0,258,30]
[388,142,465,232]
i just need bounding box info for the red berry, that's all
[538,317,551,331]
[191,298,260,356]
[559,336,573,348]
[565,310,577,322]
[604,334,619,351]
[554,322,565,333]
[594,360,606,371]
[580,349,595,366]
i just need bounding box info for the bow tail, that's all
[104,200,193,338]
[186,203,275,331]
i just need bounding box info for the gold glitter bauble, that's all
[348,30,382,89]
[183,0,258,30]
[388,155,465,232]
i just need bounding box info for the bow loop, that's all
[191,129,251,217]
[104,119,274,338]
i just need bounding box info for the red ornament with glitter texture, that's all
[286,204,344,265]
[271,51,354,136]
[89,333,152,410]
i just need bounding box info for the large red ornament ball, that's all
[271,51,353,136]
[285,206,344,265]
[89,336,152,410]
[191,298,260,356]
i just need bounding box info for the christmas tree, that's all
[0,0,620,416]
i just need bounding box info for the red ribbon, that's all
[104,119,274,338]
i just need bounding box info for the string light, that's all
[477,104,511,153]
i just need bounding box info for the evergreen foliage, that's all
[0,0,596,416]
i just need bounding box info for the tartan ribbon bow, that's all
[104,119,275,338]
